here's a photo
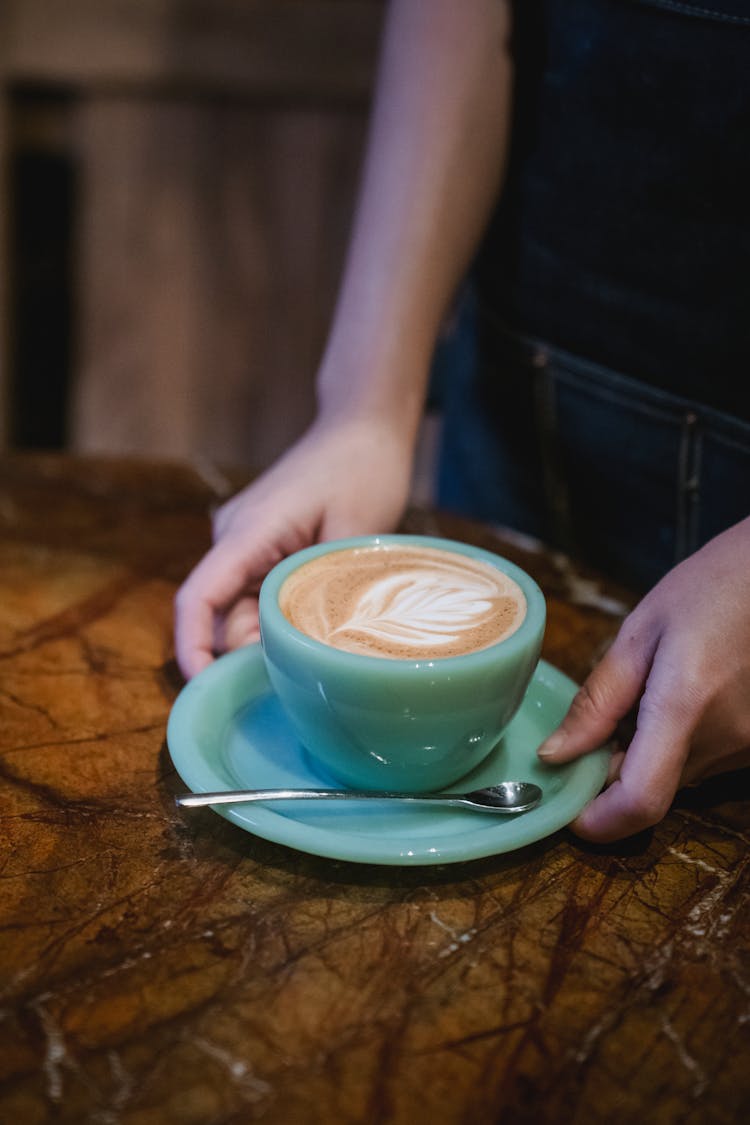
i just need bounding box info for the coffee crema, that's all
[278,545,526,659]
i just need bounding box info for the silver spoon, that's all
[175,780,542,814]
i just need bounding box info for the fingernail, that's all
[538,731,567,760]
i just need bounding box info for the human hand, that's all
[174,415,415,679]
[536,517,750,842]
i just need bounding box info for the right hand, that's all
[174,415,415,679]
[173,0,514,681]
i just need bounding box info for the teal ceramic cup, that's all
[258,534,546,792]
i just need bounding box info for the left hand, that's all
[536,517,750,842]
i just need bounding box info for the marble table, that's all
[1,452,749,1124]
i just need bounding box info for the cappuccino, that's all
[279,544,526,659]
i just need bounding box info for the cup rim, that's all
[258,533,546,671]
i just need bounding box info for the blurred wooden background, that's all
[0,0,385,472]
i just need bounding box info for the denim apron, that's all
[435,0,750,591]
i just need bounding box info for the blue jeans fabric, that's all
[475,0,750,417]
[435,0,750,592]
[436,296,750,592]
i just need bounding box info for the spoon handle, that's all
[175,789,469,809]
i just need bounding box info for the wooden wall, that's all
[0,0,384,470]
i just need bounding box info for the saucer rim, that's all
[167,644,610,866]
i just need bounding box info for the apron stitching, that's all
[532,353,577,555]
[675,412,702,564]
[630,0,750,26]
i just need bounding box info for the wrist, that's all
[316,341,431,438]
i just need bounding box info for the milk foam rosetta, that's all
[279,545,527,659]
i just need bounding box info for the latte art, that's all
[279,545,526,659]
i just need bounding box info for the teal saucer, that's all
[167,645,610,866]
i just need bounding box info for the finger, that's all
[174,539,263,679]
[216,596,262,655]
[174,582,215,679]
[537,621,658,763]
[606,749,625,786]
[681,743,750,786]
[570,656,695,842]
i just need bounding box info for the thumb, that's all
[537,622,658,763]
[319,508,401,543]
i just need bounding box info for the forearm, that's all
[317,0,513,439]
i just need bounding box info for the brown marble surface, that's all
[1,452,749,1124]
